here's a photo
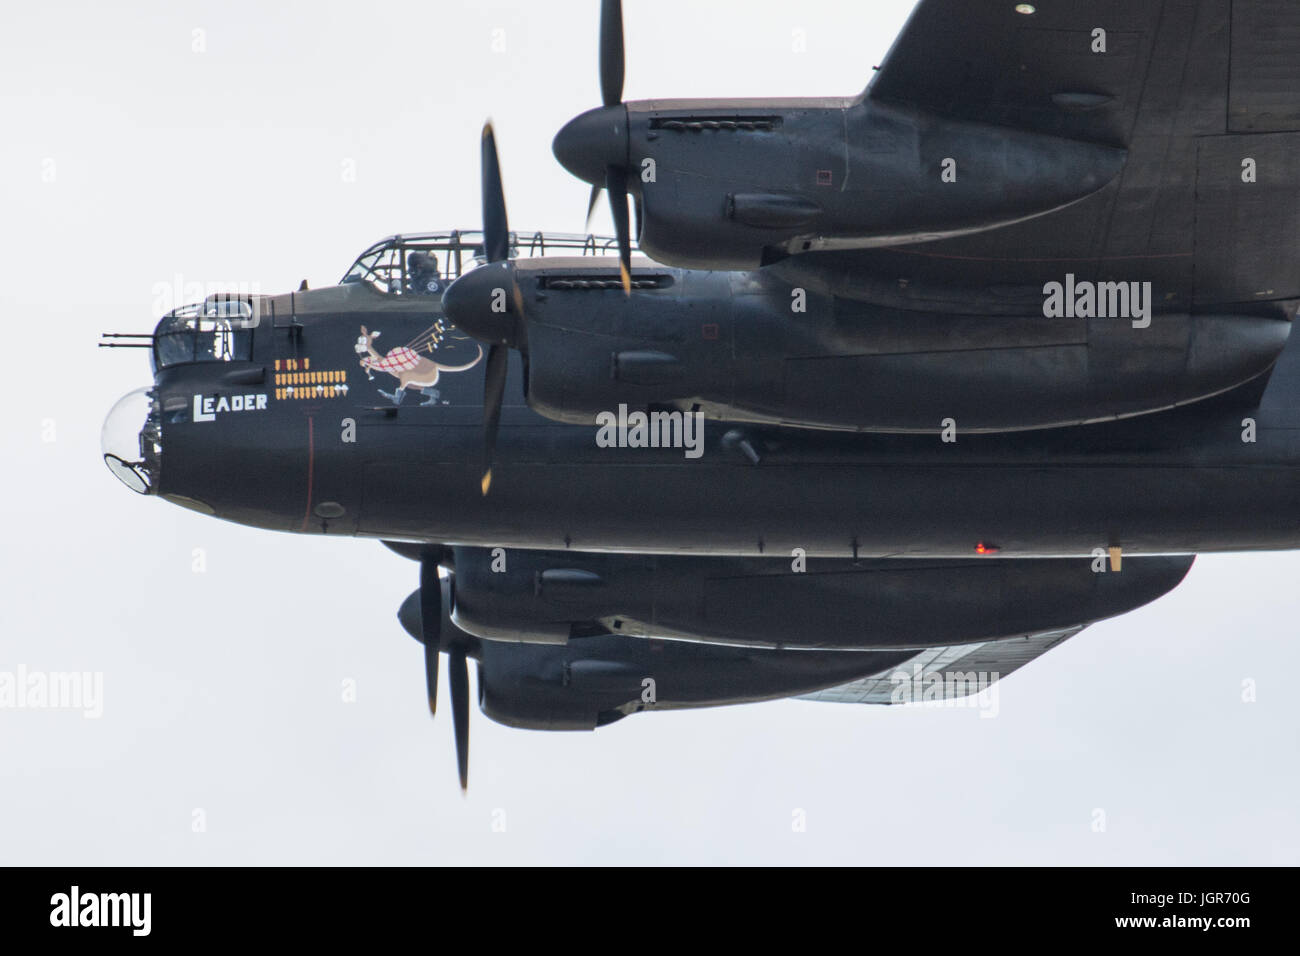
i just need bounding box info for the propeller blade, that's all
[449,645,470,791]
[419,552,442,715]
[481,344,509,495]
[606,165,632,294]
[633,195,644,245]
[481,121,510,264]
[585,183,604,231]
[510,274,526,318]
[599,0,625,108]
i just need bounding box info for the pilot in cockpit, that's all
[407,251,441,294]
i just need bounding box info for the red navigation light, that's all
[975,542,1000,555]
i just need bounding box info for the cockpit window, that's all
[342,239,466,296]
[153,298,254,369]
[340,231,625,296]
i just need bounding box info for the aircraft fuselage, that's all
[146,283,1300,560]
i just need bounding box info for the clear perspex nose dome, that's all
[101,387,158,494]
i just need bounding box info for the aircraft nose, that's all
[552,104,629,185]
[101,387,160,495]
[442,261,522,348]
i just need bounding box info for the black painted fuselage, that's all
[145,278,1300,560]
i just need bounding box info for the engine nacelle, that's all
[399,552,1193,731]
[624,100,1126,271]
[396,590,911,730]
[475,641,609,731]
[475,635,915,732]
[449,548,1194,652]
[515,261,1291,435]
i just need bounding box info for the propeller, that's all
[442,120,528,497]
[419,549,441,714]
[556,0,633,293]
[606,165,632,293]
[416,549,472,791]
[482,122,511,265]
[447,115,632,495]
[437,123,523,496]
[448,645,470,791]
[481,343,509,496]
[599,0,625,108]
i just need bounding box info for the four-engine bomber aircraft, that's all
[102,0,1300,787]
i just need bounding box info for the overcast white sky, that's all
[2,0,1297,865]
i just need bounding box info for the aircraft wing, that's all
[797,625,1084,705]
[866,0,1197,146]
[824,1,1300,306]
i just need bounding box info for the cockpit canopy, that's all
[147,233,628,370]
[153,296,257,370]
[340,230,625,296]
